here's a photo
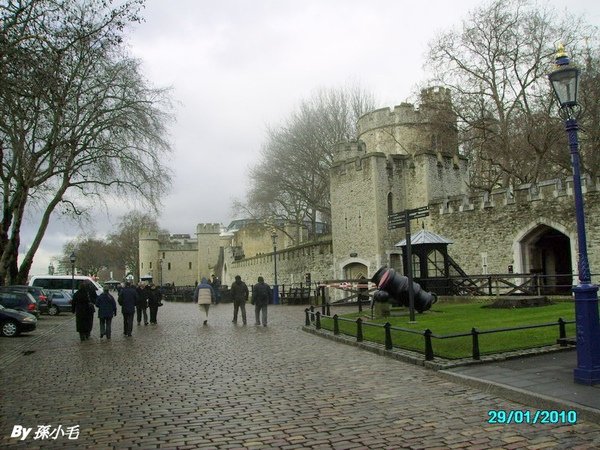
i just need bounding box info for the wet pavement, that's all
[1,302,599,449]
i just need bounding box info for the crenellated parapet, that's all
[332,140,367,163]
[196,223,221,234]
[431,176,600,215]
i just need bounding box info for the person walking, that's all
[211,274,221,304]
[96,285,117,339]
[118,281,138,337]
[147,283,162,324]
[252,276,271,327]
[193,277,215,325]
[72,281,95,341]
[230,275,248,325]
[136,282,149,326]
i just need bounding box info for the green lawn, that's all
[317,299,577,359]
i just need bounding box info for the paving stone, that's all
[1,304,599,449]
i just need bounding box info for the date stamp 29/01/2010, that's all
[487,409,577,425]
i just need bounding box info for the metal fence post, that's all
[558,317,567,346]
[424,329,434,361]
[316,311,321,330]
[310,305,315,323]
[384,322,393,350]
[356,318,363,342]
[321,299,326,315]
[326,303,331,316]
[333,314,339,335]
[472,327,480,360]
[305,308,310,326]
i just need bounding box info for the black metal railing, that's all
[304,306,575,361]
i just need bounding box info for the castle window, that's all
[162,252,165,259]
[189,262,192,270]
[141,262,144,269]
[387,193,393,216]
[149,262,152,269]
[168,262,171,271]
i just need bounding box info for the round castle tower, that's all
[356,87,457,157]
[139,229,159,281]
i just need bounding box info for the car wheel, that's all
[48,305,59,316]
[1,320,20,337]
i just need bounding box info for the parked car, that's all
[0,304,37,337]
[46,290,73,315]
[0,285,51,314]
[0,291,40,318]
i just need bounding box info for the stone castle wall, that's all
[225,238,334,288]
[429,178,600,280]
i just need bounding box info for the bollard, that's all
[333,314,339,335]
[558,317,567,346]
[471,327,480,360]
[305,308,310,326]
[315,311,321,330]
[424,329,434,361]
[356,317,363,342]
[384,322,393,350]
[310,305,315,323]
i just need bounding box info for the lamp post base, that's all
[272,285,280,305]
[573,284,600,385]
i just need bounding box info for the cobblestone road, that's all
[1,302,599,449]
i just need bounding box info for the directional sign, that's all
[388,206,429,230]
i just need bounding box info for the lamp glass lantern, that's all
[549,66,580,108]
[271,231,278,246]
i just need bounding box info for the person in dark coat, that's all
[136,282,149,326]
[251,276,272,327]
[96,285,117,339]
[146,283,162,324]
[118,281,138,337]
[71,282,95,341]
[230,275,248,325]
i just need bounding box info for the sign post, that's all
[388,206,430,322]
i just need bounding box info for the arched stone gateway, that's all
[343,262,369,280]
[515,221,573,294]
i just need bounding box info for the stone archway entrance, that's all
[344,262,368,280]
[519,225,572,293]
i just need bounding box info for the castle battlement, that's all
[333,140,366,163]
[331,151,387,175]
[196,223,221,234]
[431,176,599,214]
[357,103,420,135]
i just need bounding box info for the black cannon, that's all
[371,267,437,313]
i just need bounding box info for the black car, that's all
[0,285,51,314]
[0,291,40,318]
[0,304,37,337]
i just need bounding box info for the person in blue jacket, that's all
[96,285,117,339]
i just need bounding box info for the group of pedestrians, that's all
[72,280,162,341]
[194,275,272,327]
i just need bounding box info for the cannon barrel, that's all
[371,267,437,313]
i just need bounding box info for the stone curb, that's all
[436,370,600,424]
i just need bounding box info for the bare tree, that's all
[244,84,375,241]
[0,0,173,284]
[425,0,599,191]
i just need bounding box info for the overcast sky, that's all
[22,0,600,276]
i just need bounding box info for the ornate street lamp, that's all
[69,252,76,295]
[549,45,600,385]
[271,231,279,305]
